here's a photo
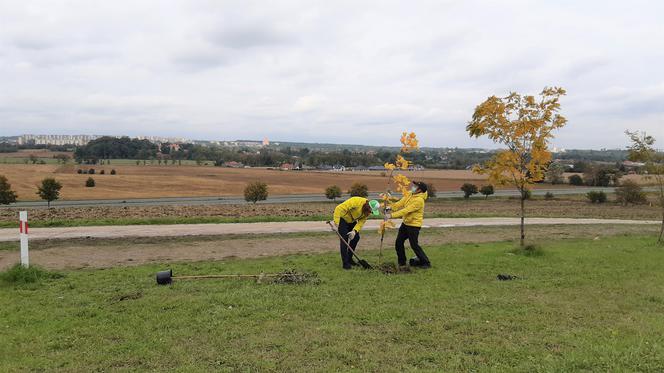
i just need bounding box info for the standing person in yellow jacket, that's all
[385,181,431,268]
[333,197,381,269]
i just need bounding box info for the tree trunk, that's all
[520,190,526,248]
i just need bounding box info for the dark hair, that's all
[414,181,428,193]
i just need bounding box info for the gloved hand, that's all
[384,212,392,220]
[346,230,357,241]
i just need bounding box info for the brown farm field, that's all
[0,163,502,201]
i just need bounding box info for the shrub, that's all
[615,180,647,205]
[568,174,584,186]
[77,169,83,174]
[0,175,18,205]
[85,177,96,188]
[244,181,268,204]
[325,185,342,201]
[88,168,95,175]
[0,264,64,286]
[110,169,117,175]
[348,182,369,198]
[460,183,478,199]
[480,185,495,199]
[510,244,544,257]
[544,192,555,200]
[100,170,105,175]
[586,191,607,203]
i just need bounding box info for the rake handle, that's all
[173,274,295,280]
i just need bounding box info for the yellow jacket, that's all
[333,197,369,232]
[390,191,428,227]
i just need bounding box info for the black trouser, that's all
[338,220,360,266]
[395,223,430,266]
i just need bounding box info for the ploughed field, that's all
[0,163,569,201]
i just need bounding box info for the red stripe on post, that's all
[25,222,29,235]
[19,221,23,234]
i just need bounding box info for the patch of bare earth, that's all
[0,224,657,270]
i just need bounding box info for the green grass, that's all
[2,235,664,371]
[0,264,64,286]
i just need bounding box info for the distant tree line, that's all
[1,137,636,170]
[0,143,71,153]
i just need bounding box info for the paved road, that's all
[0,217,657,242]
[0,187,627,209]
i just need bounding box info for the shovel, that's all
[326,221,372,269]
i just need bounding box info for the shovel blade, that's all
[359,260,373,270]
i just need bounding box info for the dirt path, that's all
[0,217,657,242]
[0,224,658,270]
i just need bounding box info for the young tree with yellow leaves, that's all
[467,87,567,247]
[626,130,664,244]
[377,132,419,264]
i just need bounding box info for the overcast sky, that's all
[1,1,663,149]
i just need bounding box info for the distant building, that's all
[263,137,270,146]
[280,163,295,170]
[18,134,100,146]
[17,134,189,146]
[166,143,181,152]
[224,161,244,168]
[622,160,645,170]
[136,135,189,143]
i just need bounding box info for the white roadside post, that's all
[19,211,29,267]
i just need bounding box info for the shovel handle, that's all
[326,221,362,260]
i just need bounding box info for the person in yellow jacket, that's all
[333,197,380,269]
[385,181,431,268]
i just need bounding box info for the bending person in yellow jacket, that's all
[333,197,380,269]
[385,181,431,268]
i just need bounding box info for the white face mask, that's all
[410,186,418,193]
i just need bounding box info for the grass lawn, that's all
[2,235,664,371]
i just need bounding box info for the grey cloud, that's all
[172,48,228,71]
[207,24,296,49]
[0,1,663,148]
[11,36,55,50]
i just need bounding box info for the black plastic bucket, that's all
[156,269,173,285]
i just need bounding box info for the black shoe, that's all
[343,264,352,270]
[419,262,431,269]
[409,258,421,267]
[349,259,359,266]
